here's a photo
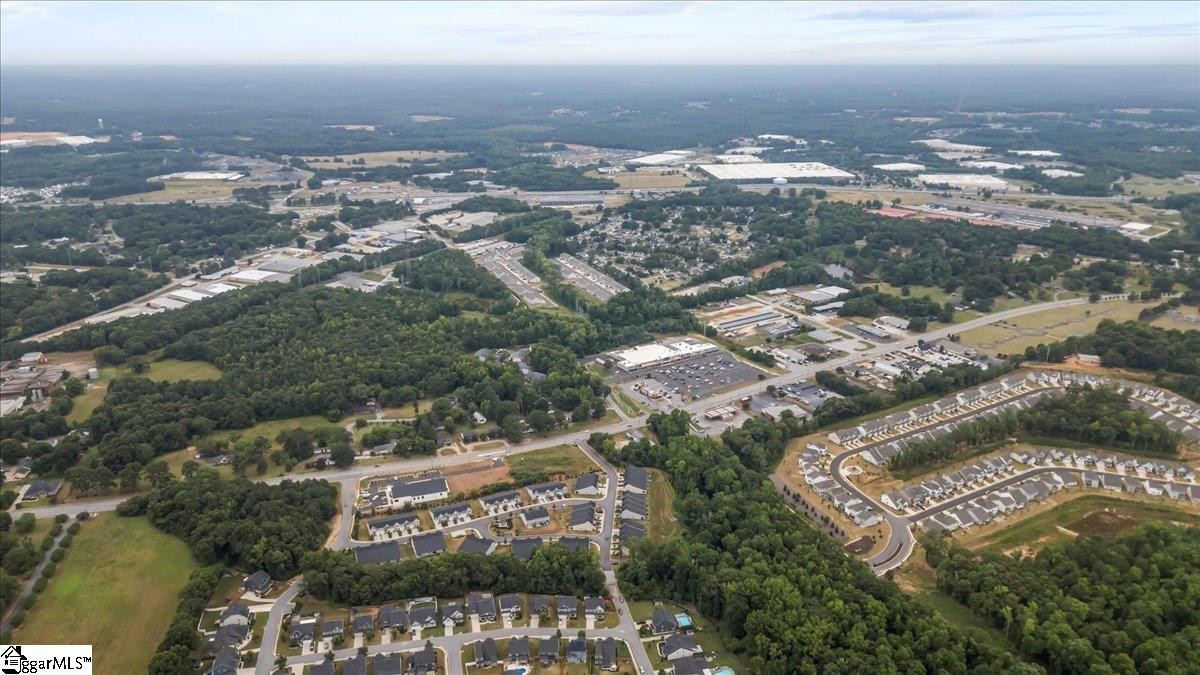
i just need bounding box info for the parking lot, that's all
[611,352,764,401]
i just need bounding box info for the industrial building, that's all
[697,162,854,181]
[609,338,718,372]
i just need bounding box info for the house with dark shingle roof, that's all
[569,502,597,531]
[662,633,702,660]
[671,655,710,675]
[466,591,497,622]
[620,492,647,520]
[430,501,473,528]
[289,620,317,645]
[342,655,367,675]
[367,513,422,539]
[524,481,567,502]
[355,541,403,565]
[584,596,605,619]
[322,619,344,638]
[379,605,409,631]
[508,635,531,664]
[498,593,522,618]
[308,660,333,675]
[651,608,679,634]
[512,536,543,560]
[619,521,645,554]
[456,533,496,555]
[556,595,578,619]
[409,605,438,629]
[623,464,648,493]
[480,489,522,514]
[373,652,404,675]
[574,473,603,495]
[218,602,250,627]
[409,641,438,674]
[596,637,619,671]
[473,638,499,668]
[530,595,553,619]
[21,478,62,501]
[242,569,273,596]
[520,505,551,528]
[566,638,588,664]
[557,535,590,552]
[441,599,465,625]
[208,646,239,675]
[411,531,446,558]
[205,623,249,657]
[351,613,375,635]
[537,638,557,666]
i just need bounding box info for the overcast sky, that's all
[2,1,1197,66]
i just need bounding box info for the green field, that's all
[974,495,1200,552]
[1122,173,1200,198]
[959,299,1148,355]
[873,283,956,305]
[509,444,596,478]
[65,366,122,424]
[13,514,198,675]
[143,358,223,383]
[647,468,682,541]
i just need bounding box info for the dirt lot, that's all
[446,460,513,494]
[584,169,690,189]
[302,149,464,169]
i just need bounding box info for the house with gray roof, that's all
[619,521,646,553]
[467,591,497,622]
[556,595,578,619]
[367,513,422,539]
[651,608,679,634]
[530,595,553,618]
[205,623,249,658]
[671,655,711,675]
[474,638,499,668]
[208,647,239,675]
[456,534,496,555]
[569,502,597,531]
[538,639,557,666]
[596,637,618,671]
[409,641,438,674]
[355,541,403,565]
[508,635,531,664]
[242,570,273,596]
[480,490,522,514]
[430,502,473,528]
[373,652,403,675]
[512,536,543,560]
[566,638,588,664]
[342,655,367,675]
[525,481,567,502]
[520,505,551,528]
[441,599,465,625]
[218,602,250,627]
[379,605,408,631]
[574,473,603,496]
[384,474,449,509]
[662,633,702,660]
[498,593,522,618]
[351,613,375,635]
[411,531,446,558]
[408,605,438,629]
[620,493,647,520]
[584,596,605,619]
[623,464,648,493]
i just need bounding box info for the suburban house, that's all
[671,655,712,675]
[524,482,567,503]
[457,534,497,555]
[373,652,403,675]
[411,531,447,558]
[242,570,273,597]
[596,637,619,671]
[662,634,702,660]
[566,638,588,664]
[409,641,438,674]
[556,595,579,619]
[208,647,239,675]
[538,639,557,667]
[342,655,367,675]
[430,502,473,528]
[584,596,606,619]
[409,606,438,630]
[367,513,422,539]
[205,624,249,658]
[351,613,375,635]
[558,535,591,552]
[620,493,647,520]
[508,635,531,664]
[441,600,465,625]
[467,591,497,622]
[651,608,679,634]
[619,521,646,553]
[21,478,61,501]
[531,595,553,619]
[289,620,317,645]
[569,502,597,531]
[574,473,604,496]
[355,541,403,565]
[218,602,250,627]
[480,490,522,514]
[520,505,552,528]
[379,605,409,632]
[512,536,543,560]
[322,619,344,639]
[498,594,522,619]
[623,464,648,493]
[474,638,499,668]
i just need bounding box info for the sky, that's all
[1,1,1197,66]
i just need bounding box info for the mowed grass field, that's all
[102,180,241,204]
[959,299,1148,355]
[303,149,463,169]
[508,444,596,478]
[971,494,1200,553]
[14,515,198,674]
[1122,173,1200,198]
[143,358,223,383]
[647,468,682,541]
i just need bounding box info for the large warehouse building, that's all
[696,162,854,181]
[610,338,717,372]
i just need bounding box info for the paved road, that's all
[253,581,303,675]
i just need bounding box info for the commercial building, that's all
[697,162,854,181]
[610,338,717,372]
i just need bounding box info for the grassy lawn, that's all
[13,514,198,674]
[143,358,223,383]
[960,299,1149,356]
[65,365,123,424]
[974,494,1200,553]
[916,590,1012,652]
[1122,173,1200,198]
[646,469,682,541]
[509,444,597,478]
[205,414,340,445]
[873,283,955,305]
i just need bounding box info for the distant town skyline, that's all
[1,0,1197,66]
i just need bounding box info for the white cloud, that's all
[0,0,63,23]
